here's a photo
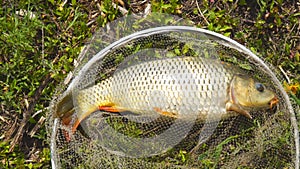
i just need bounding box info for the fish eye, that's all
[255,83,265,92]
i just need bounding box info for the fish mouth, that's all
[269,96,279,109]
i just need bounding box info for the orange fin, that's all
[226,102,252,119]
[72,117,81,133]
[61,115,72,126]
[63,129,71,142]
[154,107,178,118]
[64,103,127,141]
[61,117,84,141]
[61,116,84,141]
[98,106,124,112]
[61,115,75,142]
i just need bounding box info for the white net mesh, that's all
[47,13,299,169]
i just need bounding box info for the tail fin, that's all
[55,91,76,141]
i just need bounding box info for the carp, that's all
[54,56,279,135]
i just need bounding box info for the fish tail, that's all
[61,113,74,142]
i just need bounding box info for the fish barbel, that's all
[55,56,278,134]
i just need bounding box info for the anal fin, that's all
[153,107,178,118]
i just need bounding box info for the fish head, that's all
[231,75,278,109]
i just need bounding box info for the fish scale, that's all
[75,56,235,121]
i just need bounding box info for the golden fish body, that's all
[64,56,278,130]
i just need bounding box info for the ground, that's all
[0,0,299,168]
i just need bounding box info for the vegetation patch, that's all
[0,0,299,168]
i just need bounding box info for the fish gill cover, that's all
[46,13,299,169]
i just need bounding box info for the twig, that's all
[87,18,97,26]
[116,0,125,7]
[112,2,128,15]
[63,72,73,85]
[42,24,44,59]
[195,0,209,25]
[3,116,18,142]
[9,74,53,152]
[0,115,8,123]
[241,19,256,24]
[29,116,46,137]
[228,0,239,14]
[143,3,151,17]
[31,109,46,119]
[112,2,139,19]
[62,0,68,7]
[278,65,291,84]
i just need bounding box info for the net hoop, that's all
[50,25,299,169]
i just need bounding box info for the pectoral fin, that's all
[226,102,252,119]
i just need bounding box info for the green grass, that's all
[0,0,299,168]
